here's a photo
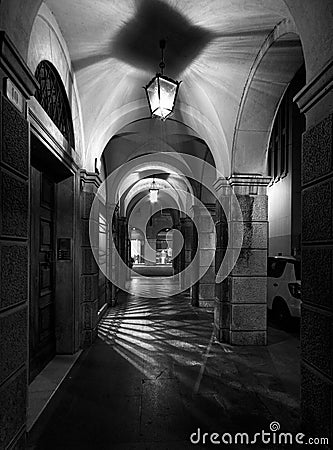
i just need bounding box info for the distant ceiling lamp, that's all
[144,39,181,120]
[149,178,159,203]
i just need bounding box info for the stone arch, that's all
[105,154,196,216]
[86,98,229,175]
[27,2,85,162]
[124,177,188,216]
[232,19,304,175]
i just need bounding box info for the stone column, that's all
[80,170,101,348]
[0,32,38,449]
[180,216,194,292]
[106,202,117,306]
[214,179,229,339]
[191,204,216,308]
[172,223,182,276]
[117,216,128,288]
[295,63,333,444]
[214,175,270,345]
[145,238,156,265]
[190,207,199,306]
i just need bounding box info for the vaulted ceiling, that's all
[2,0,333,174]
[44,0,296,173]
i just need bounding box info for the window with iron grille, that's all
[35,61,75,149]
[268,65,305,184]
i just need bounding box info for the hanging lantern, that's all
[144,39,181,121]
[149,178,159,203]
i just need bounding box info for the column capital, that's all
[213,177,230,195]
[80,169,102,190]
[214,175,271,196]
[228,174,271,186]
[229,174,271,195]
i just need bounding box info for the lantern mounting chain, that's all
[143,38,180,120]
[159,39,166,75]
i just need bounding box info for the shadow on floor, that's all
[28,284,300,449]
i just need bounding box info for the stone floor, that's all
[28,276,300,449]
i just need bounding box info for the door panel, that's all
[29,166,56,382]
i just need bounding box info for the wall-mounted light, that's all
[149,178,159,203]
[144,39,181,121]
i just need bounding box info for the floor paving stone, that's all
[28,276,300,449]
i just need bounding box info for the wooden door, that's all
[29,166,56,382]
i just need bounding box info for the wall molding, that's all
[28,99,80,174]
[0,31,38,98]
[294,60,333,114]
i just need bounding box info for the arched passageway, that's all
[0,0,332,448]
[28,282,301,449]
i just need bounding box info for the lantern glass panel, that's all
[146,78,160,115]
[159,76,177,118]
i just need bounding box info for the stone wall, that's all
[295,61,333,447]
[0,32,37,450]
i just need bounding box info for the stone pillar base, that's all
[221,330,266,346]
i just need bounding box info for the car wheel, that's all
[272,299,291,329]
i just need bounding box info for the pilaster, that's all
[79,170,101,348]
[295,62,333,444]
[117,216,129,287]
[191,204,216,308]
[180,216,194,291]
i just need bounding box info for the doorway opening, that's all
[29,165,57,382]
[130,227,145,264]
[29,133,76,382]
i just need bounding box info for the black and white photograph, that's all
[0,0,332,448]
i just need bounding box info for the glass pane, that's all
[267,258,286,278]
[159,77,177,117]
[35,61,75,148]
[147,78,160,114]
